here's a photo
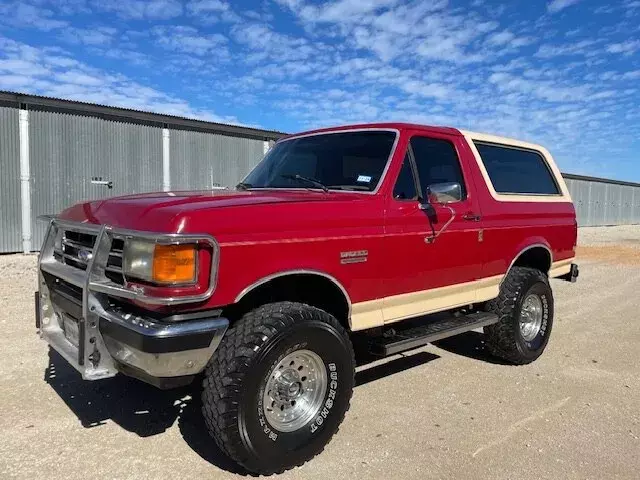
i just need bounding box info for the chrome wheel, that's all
[263,349,327,433]
[519,293,543,341]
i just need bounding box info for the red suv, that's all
[37,123,578,474]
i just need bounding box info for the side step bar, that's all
[369,311,499,357]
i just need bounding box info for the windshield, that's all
[242,130,397,192]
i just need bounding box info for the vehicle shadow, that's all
[355,351,440,387]
[432,330,510,365]
[44,348,248,475]
[44,334,503,474]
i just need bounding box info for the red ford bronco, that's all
[37,123,579,474]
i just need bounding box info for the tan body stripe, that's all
[350,258,575,331]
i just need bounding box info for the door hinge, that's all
[478,230,484,242]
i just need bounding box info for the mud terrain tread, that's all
[485,266,550,365]
[201,301,354,475]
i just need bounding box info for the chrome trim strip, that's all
[240,128,401,196]
[62,237,93,250]
[501,243,553,286]
[234,269,353,325]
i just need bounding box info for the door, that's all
[382,132,484,324]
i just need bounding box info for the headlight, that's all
[123,240,197,285]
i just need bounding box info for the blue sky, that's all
[0,0,639,181]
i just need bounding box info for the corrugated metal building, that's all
[0,91,281,254]
[0,91,638,254]
[564,174,640,227]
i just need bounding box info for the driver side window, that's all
[410,136,467,199]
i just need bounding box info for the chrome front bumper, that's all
[37,219,228,384]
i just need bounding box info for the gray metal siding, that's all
[170,129,264,190]
[565,178,640,227]
[0,106,21,253]
[29,110,163,248]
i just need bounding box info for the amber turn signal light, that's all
[152,244,197,284]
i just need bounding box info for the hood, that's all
[58,189,368,232]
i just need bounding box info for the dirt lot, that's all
[1,225,639,480]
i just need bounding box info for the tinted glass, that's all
[243,131,396,192]
[393,154,418,200]
[474,142,560,195]
[410,137,466,198]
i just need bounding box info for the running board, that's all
[369,311,499,357]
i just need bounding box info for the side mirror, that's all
[426,182,462,204]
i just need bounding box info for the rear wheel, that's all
[485,266,554,364]
[201,301,355,475]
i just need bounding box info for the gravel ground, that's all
[1,225,639,480]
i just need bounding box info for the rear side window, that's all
[474,142,560,195]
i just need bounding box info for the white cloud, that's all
[152,26,228,56]
[547,0,583,14]
[535,40,599,58]
[59,27,117,46]
[186,0,240,23]
[232,23,317,62]
[95,0,183,20]
[0,2,68,30]
[485,31,515,46]
[606,40,640,55]
[278,0,497,64]
[0,35,237,124]
[287,0,402,23]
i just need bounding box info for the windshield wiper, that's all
[281,174,329,193]
[328,185,371,191]
[236,182,253,190]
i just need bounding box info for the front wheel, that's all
[485,266,554,364]
[201,302,355,475]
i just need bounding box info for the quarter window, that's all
[474,142,560,195]
[410,136,467,199]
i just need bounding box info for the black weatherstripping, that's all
[34,292,40,329]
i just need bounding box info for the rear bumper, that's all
[36,218,228,385]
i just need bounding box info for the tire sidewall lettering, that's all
[310,363,337,434]
[518,280,553,353]
[244,323,352,455]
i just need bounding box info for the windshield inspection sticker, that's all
[357,175,372,183]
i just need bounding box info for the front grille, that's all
[54,229,125,285]
[105,239,125,284]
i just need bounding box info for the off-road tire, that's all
[201,302,355,475]
[485,267,554,364]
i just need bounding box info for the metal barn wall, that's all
[0,106,21,253]
[29,111,163,248]
[565,177,640,226]
[170,129,264,190]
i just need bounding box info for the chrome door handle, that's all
[462,213,481,222]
